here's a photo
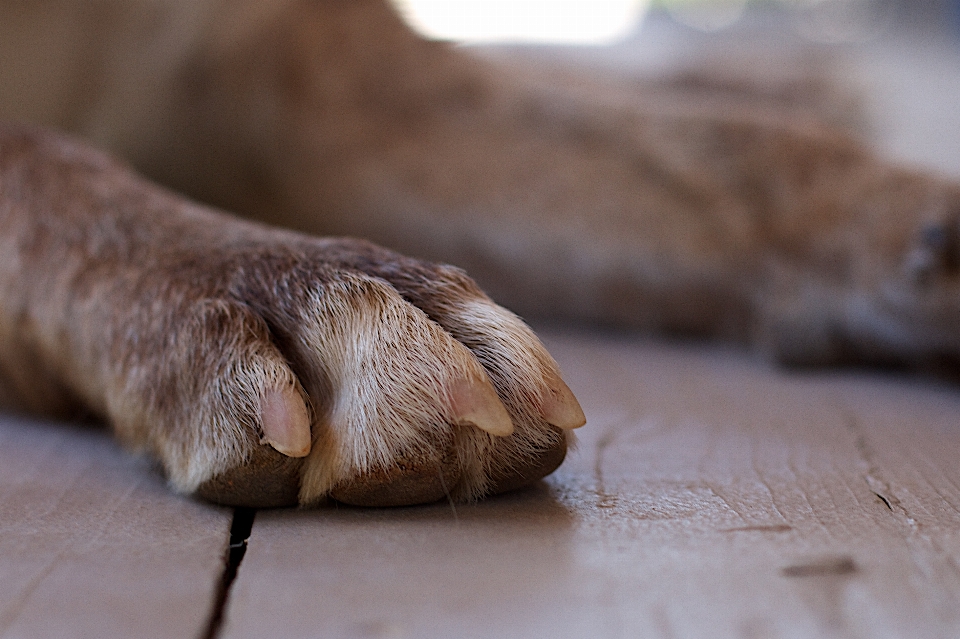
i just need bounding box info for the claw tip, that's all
[261,387,312,457]
[542,376,586,430]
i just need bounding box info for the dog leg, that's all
[0,127,584,507]
[4,0,956,370]
[166,1,956,370]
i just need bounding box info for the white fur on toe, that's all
[290,274,514,504]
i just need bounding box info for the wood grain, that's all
[220,332,960,639]
[0,415,231,639]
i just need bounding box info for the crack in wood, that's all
[199,507,256,639]
[841,410,915,526]
[838,405,960,593]
[873,491,893,511]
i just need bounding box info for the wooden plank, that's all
[221,331,960,639]
[0,415,231,639]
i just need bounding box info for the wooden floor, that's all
[5,15,960,639]
[223,335,960,639]
[4,331,960,639]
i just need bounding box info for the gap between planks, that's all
[201,508,256,639]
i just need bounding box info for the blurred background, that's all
[391,0,954,44]
[391,0,960,178]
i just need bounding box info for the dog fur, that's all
[1,0,958,506]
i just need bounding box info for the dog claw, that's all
[541,374,586,430]
[260,387,312,457]
[451,376,514,437]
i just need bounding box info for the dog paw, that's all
[123,235,584,508]
[186,241,584,507]
[83,239,584,509]
[749,183,960,368]
[1,129,584,509]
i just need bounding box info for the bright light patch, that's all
[391,0,649,44]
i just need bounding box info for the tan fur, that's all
[0,127,576,506]
[1,0,959,505]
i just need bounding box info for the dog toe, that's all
[487,429,568,495]
[194,445,303,508]
[328,432,461,507]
